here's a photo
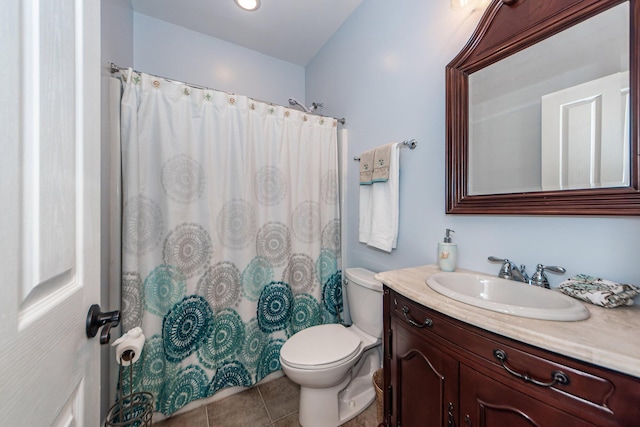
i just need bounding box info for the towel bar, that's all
[354,139,417,161]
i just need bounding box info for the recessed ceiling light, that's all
[234,0,260,11]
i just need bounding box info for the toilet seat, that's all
[280,324,362,370]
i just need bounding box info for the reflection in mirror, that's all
[468,3,629,195]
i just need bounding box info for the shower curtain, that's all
[118,70,342,415]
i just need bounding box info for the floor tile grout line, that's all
[271,410,299,423]
[256,386,274,423]
[272,408,298,423]
[204,403,210,427]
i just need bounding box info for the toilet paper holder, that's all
[105,345,154,426]
[86,304,121,344]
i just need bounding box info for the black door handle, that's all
[86,304,120,344]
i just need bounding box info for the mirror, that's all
[469,4,629,195]
[446,0,640,215]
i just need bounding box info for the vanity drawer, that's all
[472,334,616,413]
[389,292,461,345]
[464,327,640,426]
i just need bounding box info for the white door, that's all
[541,71,630,191]
[0,0,102,425]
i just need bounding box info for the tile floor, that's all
[154,376,380,427]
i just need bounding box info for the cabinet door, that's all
[459,364,599,427]
[390,317,459,427]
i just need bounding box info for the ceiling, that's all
[131,0,363,66]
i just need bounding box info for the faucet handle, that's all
[519,264,530,283]
[530,264,566,288]
[488,256,513,279]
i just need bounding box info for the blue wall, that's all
[306,0,640,287]
[133,13,306,106]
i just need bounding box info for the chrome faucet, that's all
[488,257,565,288]
[530,264,566,288]
[488,256,529,283]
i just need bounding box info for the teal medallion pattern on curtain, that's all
[208,361,253,395]
[119,70,342,415]
[143,265,186,316]
[322,271,344,323]
[257,281,293,333]
[162,295,214,363]
[197,308,246,368]
[161,365,209,415]
[288,294,321,335]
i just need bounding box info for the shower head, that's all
[288,98,311,113]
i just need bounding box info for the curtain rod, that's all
[353,140,418,161]
[109,62,346,125]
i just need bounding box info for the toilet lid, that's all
[280,324,362,368]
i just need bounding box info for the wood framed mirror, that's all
[446,0,640,215]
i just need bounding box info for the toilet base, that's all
[297,347,380,427]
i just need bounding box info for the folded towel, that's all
[558,274,640,308]
[372,143,393,182]
[359,149,375,185]
[359,183,372,243]
[359,142,400,252]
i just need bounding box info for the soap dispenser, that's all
[438,229,457,272]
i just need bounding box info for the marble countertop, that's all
[375,264,640,378]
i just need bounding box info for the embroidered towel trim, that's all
[372,143,393,182]
[359,149,375,185]
[558,274,640,308]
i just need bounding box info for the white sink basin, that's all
[426,272,590,321]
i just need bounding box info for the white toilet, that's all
[280,267,383,427]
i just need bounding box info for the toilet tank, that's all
[344,268,383,338]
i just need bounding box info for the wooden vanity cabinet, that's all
[389,314,459,426]
[458,364,598,427]
[383,287,640,427]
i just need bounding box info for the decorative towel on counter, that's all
[359,149,375,184]
[359,142,400,252]
[558,274,640,308]
[372,143,393,182]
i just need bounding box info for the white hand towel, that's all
[359,182,372,243]
[365,143,400,252]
